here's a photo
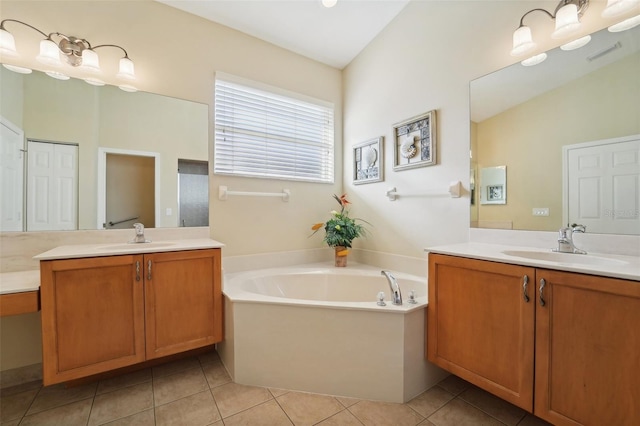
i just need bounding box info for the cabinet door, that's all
[144,249,222,359]
[40,255,145,385]
[535,269,640,426]
[427,254,535,411]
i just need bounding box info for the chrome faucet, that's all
[381,270,402,305]
[130,223,150,243]
[553,224,586,254]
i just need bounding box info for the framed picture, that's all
[353,136,383,184]
[392,110,436,171]
[480,165,507,205]
[487,184,504,201]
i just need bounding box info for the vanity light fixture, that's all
[510,0,590,64]
[0,19,137,92]
[322,0,338,8]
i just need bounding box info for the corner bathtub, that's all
[217,263,447,403]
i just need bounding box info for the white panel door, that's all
[27,141,78,231]
[565,135,640,235]
[0,118,24,231]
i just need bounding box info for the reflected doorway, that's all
[178,159,209,227]
[106,154,155,229]
[97,147,160,230]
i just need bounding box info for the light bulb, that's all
[45,70,70,80]
[322,0,337,8]
[561,35,591,51]
[608,14,640,31]
[552,4,581,39]
[118,84,138,93]
[2,64,32,74]
[511,26,536,56]
[602,0,639,18]
[0,28,18,57]
[84,77,105,86]
[36,39,63,67]
[521,53,547,66]
[80,49,101,73]
[116,57,135,80]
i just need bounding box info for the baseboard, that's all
[0,363,42,389]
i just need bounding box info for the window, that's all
[214,74,334,183]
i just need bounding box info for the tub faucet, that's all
[130,223,150,243]
[381,270,402,305]
[553,224,586,254]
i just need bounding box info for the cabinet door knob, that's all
[523,275,530,303]
[147,260,152,281]
[539,278,546,307]
[135,261,141,282]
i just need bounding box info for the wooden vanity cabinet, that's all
[40,248,222,385]
[535,269,640,426]
[428,253,640,426]
[144,249,222,360]
[427,254,535,411]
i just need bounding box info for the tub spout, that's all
[381,270,402,305]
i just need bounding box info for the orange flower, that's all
[336,249,349,257]
[311,223,324,231]
[339,194,351,206]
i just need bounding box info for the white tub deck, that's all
[218,263,447,403]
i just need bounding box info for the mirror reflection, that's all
[470,25,640,235]
[0,67,209,232]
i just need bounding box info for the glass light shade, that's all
[552,4,581,39]
[2,63,32,74]
[521,53,547,66]
[322,0,338,8]
[84,77,105,86]
[602,0,639,18]
[36,39,63,67]
[118,84,138,93]
[45,70,70,80]
[608,14,640,31]
[0,29,18,57]
[561,35,591,50]
[116,57,135,80]
[80,49,101,73]
[510,26,536,56]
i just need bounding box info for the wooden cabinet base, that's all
[428,253,640,426]
[40,249,223,386]
[0,291,40,316]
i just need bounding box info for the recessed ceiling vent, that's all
[586,41,622,61]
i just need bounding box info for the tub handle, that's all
[376,291,386,306]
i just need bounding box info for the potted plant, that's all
[310,194,369,267]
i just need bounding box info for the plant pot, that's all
[334,246,348,267]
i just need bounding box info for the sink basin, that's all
[502,250,628,267]
[102,242,177,251]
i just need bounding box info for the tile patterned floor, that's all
[0,350,552,426]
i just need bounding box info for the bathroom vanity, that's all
[426,244,639,426]
[34,239,223,385]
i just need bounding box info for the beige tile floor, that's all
[0,350,553,426]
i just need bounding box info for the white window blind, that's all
[214,76,334,183]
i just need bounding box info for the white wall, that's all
[342,0,624,258]
[0,0,343,257]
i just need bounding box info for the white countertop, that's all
[34,238,225,261]
[0,270,40,294]
[426,242,640,281]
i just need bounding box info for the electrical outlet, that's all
[532,208,549,216]
[165,208,172,216]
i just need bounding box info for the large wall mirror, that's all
[0,67,209,232]
[470,25,640,235]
